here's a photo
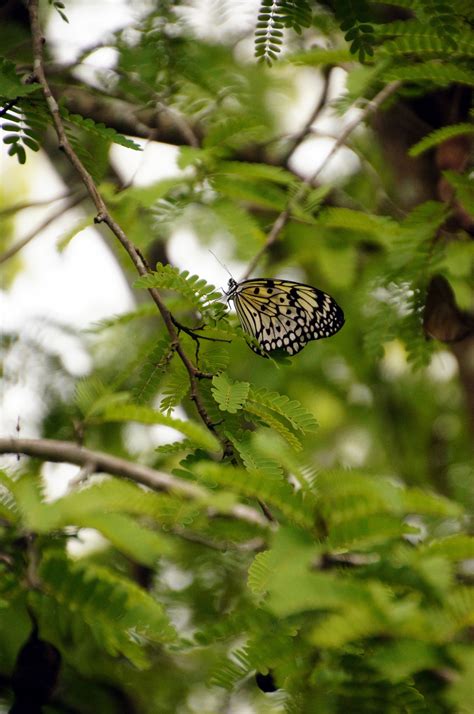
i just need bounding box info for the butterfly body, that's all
[225,278,344,356]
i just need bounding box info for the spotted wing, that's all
[233,279,344,356]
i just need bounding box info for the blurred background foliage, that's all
[0,0,473,712]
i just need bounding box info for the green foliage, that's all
[334,0,376,62]
[380,33,474,58]
[135,263,226,322]
[48,0,69,24]
[289,47,354,66]
[1,98,47,164]
[210,171,289,211]
[362,201,448,367]
[316,207,398,245]
[86,303,158,332]
[0,66,139,168]
[417,0,460,48]
[132,337,173,404]
[0,471,19,525]
[247,385,318,434]
[409,123,474,157]
[37,554,175,664]
[443,170,474,215]
[159,358,190,414]
[60,106,142,151]
[255,0,314,65]
[2,1,474,712]
[211,373,250,413]
[100,402,221,453]
[0,58,40,100]
[193,461,316,529]
[255,1,286,66]
[208,373,319,450]
[384,62,474,87]
[228,433,284,481]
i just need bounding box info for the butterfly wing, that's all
[232,279,344,356]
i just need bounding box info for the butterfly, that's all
[225,278,344,356]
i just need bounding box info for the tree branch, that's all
[0,192,86,265]
[27,0,225,451]
[57,85,200,146]
[280,68,332,165]
[242,80,402,279]
[0,437,268,528]
[0,192,76,218]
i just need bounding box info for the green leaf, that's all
[13,474,176,562]
[60,107,142,151]
[56,215,94,252]
[74,376,129,419]
[289,47,353,66]
[72,511,175,564]
[193,462,315,529]
[244,400,304,451]
[210,174,288,211]
[134,264,226,321]
[12,476,58,532]
[0,470,19,523]
[443,170,474,215]
[380,34,474,58]
[0,58,41,99]
[385,62,474,87]
[259,527,379,618]
[37,554,176,664]
[422,534,474,560]
[316,207,399,244]
[132,337,173,404]
[211,373,249,413]
[402,487,463,518]
[409,123,474,157]
[248,550,277,595]
[218,161,297,186]
[228,433,284,481]
[86,304,157,333]
[112,177,187,209]
[328,513,415,549]
[159,359,190,414]
[247,386,318,434]
[101,403,221,452]
[446,647,474,714]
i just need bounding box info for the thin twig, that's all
[242,81,402,279]
[27,0,224,449]
[0,193,86,265]
[281,67,332,165]
[171,529,265,552]
[67,460,96,490]
[0,436,268,528]
[0,192,75,218]
[0,99,18,119]
[305,127,405,218]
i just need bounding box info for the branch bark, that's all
[0,437,268,528]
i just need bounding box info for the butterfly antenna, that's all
[208,250,233,279]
